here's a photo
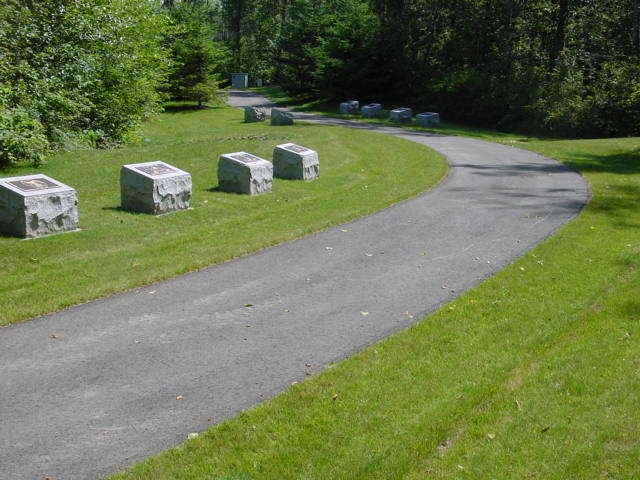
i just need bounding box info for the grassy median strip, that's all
[107,132,639,479]
[0,106,446,325]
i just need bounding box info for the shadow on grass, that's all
[590,182,640,229]
[557,147,639,175]
[162,102,228,114]
[102,205,155,216]
[620,299,640,318]
[571,148,640,229]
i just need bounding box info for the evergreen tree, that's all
[163,0,228,107]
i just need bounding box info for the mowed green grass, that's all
[0,106,446,325]
[107,129,640,479]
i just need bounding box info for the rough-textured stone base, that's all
[416,112,441,127]
[390,107,413,123]
[120,162,192,215]
[271,108,294,125]
[0,174,78,238]
[244,106,266,123]
[218,152,273,195]
[361,103,382,118]
[340,100,359,114]
[273,143,319,181]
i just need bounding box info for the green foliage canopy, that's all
[223,0,640,137]
[162,0,228,107]
[2,0,638,167]
[0,0,171,166]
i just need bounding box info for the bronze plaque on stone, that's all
[9,177,60,192]
[232,153,261,164]
[285,144,310,153]
[135,163,177,176]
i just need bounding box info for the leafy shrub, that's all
[0,107,51,167]
[0,0,171,164]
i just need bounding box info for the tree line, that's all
[0,0,225,167]
[2,0,639,167]
[230,0,640,138]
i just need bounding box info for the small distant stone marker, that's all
[218,152,273,195]
[270,108,294,126]
[0,174,78,238]
[244,106,266,123]
[339,100,359,114]
[416,112,441,127]
[120,161,192,215]
[361,103,382,118]
[273,143,319,181]
[390,107,413,123]
[231,73,248,89]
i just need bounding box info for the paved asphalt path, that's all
[0,92,588,480]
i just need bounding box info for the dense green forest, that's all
[2,0,639,166]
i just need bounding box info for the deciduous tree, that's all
[1,0,171,165]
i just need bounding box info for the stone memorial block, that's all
[416,112,441,127]
[390,107,413,123]
[120,161,192,215]
[339,100,360,114]
[244,106,266,123]
[273,143,319,181]
[361,103,382,118]
[0,174,78,238]
[218,152,273,195]
[231,73,248,89]
[270,108,294,126]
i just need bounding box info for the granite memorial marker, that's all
[270,108,294,126]
[120,161,192,215]
[390,107,413,123]
[416,112,441,127]
[0,174,78,238]
[273,143,319,181]
[340,100,360,114]
[218,152,273,195]
[231,73,248,89]
[244,106,266,123]
[361,103,382,118]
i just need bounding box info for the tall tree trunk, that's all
[633,0,640,56]
[221,0,244,70]
[549,0,568,70]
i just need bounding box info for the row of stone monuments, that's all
[0,143,319,239]
[340,100,441,127]
[219,143,319,195]
[244,106,294,125]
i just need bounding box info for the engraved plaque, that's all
[135,163,177,176]
[273,143,319,181]
[8,178,60,192]
[232,153,262,164]
[218,152,273,195]
[120,161,191,215]
[0,175,78,238]
[284,144,309,154]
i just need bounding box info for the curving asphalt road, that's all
[0,92,588,480]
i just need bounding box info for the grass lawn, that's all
[106,101,640,479]
[0,105,445,325]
